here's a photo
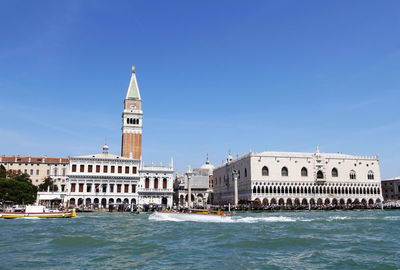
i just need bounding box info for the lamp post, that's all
[232,170,239,207]
[186,166,193,209]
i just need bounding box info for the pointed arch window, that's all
[154,178,158,189]
[262,166,269,176]
[317,170,324,179]
[301,167,308,177]
[332,168,338,177]
[349,170,356,180]
[244,168,247,178]
[281,167,288,177]
[367,171,374,180]
[163,178,167,189]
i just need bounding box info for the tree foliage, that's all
[0,176,37,204]
[0,165,6,178]
[38,177,58,192]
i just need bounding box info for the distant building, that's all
[37,66,174,208]
[0,155,69,186]
[381,177,400,201]
[213,148,383,207]
[174,155,214,207]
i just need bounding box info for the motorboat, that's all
[151,209,233,222]
[1,205,76,219]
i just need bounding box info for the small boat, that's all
[166,209,231,216]
[152,209,233,222]
[1,205,76,219]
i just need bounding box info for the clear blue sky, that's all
[0,1,399,178]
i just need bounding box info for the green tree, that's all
[0,165,6,178]
[38,177,58,192]
[0,177,37,204]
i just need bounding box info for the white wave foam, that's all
[383,216,400,221]
[149,212,299,223]
[328,216,349,221]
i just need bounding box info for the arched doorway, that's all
[101,198,107,208]
[294,198,300,206]
[278,198,285,206]
[70,198,76,206]
[347,198,352,205]
[368,199,374,205]
[301,198,308,206]
[309,198,316,206]
[123,198,129,204]
[254,198,261,208]
[270,198,277,205]
[85,198,91,206]
[324,198,330,205]
[162,197,168,205]
[262,198,269,206]
[361,199,367,206]
[332,199,338,205]
[116,198,122,203]
[131,198,136,204]
[286,198,293,206]
[317,198,323,205]
[78,198,84,206]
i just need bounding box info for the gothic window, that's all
[244,168,247,177]
[145,178,150,189]
[262,166,269,176]
[317,170,324,179]
[349,170,356,180]
[301,167,308,177]
[127,118,129,124]
[368,170,374,180]
[163,178,167,189]
[332,168,338,177]
[253,186,256,194]
[281,167,288,177]
[154,178,159,189]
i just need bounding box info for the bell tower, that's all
[121,66,143,160]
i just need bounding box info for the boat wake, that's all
[149,212,299,223]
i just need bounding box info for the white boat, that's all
[1,205,76,219]
[151,209,233,222]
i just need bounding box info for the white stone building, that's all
[37,66,174,208]
[213,148,383,207]
[174,156,214,207]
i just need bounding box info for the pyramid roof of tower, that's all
[126,66,141,100]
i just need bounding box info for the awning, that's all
[38,194,62,200]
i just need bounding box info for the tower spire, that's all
[126,65,141,100]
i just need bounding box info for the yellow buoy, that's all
[72,209,77,217]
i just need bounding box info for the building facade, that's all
[381,177,400,201]
[37,66,174,208]
[0,155,69,186]
[173,156,214,207]
[213,148,383,207]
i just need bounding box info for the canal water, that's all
[1,210,399,269]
